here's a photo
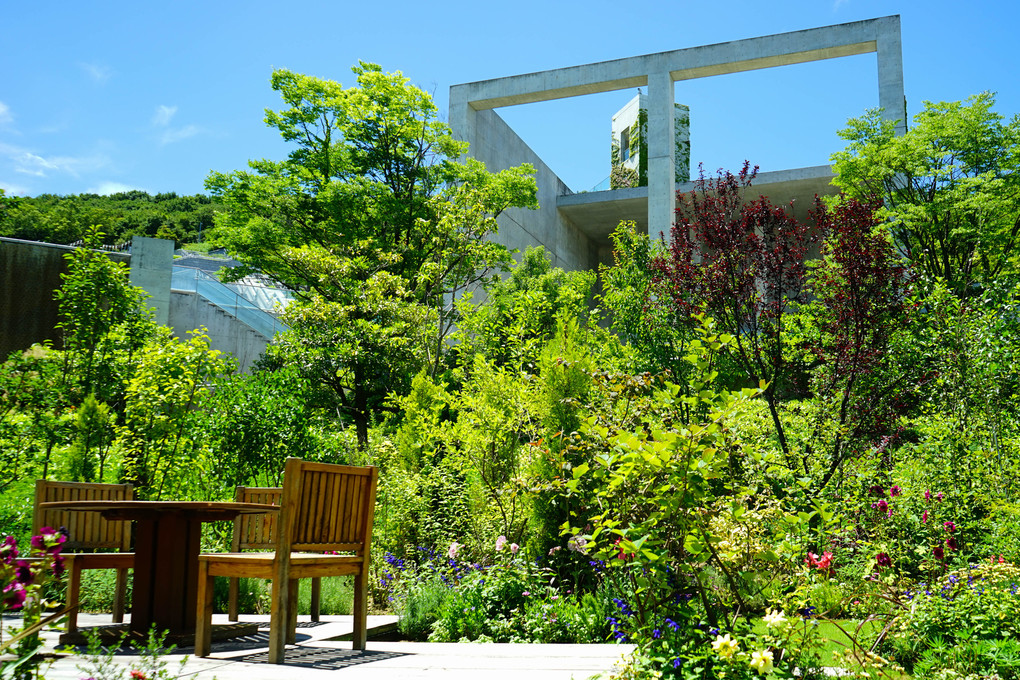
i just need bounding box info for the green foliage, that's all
[598,221,693,379]
[207,64,537,447]
[455,246,596,372]
[117,328,233,499]
[0,190,219,247]
[887,562,1020,677]
[831,92,1020,290]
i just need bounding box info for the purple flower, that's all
[0,536,17,564]
[14,560,34,586]
[869,485,886,497]
[30,527,66,554]
[3,582,27,610]
[876,552,892,568]
[875,499,889,514]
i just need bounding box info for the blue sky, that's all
[2,1,1018,198]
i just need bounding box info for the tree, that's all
[206,64,537,447]
[831,92,1020,290]
[651,163,816,456]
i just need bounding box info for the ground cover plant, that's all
[2,71,1020,679]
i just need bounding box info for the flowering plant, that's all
[1,528,69,679]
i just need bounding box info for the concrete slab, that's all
[17,613,633,680]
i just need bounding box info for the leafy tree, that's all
[54,226,158,410]
[831,92,1020,290]
[651,163,816,458]
[206,64,537,447]
[598,221,693,379]
[455,246,595,372]
[117,328,233,498]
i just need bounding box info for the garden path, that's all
[28,612,633,679]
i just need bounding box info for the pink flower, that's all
[890,485,902,497]
[548,546,561,556]
[0,536,17,565]
[495,535,507,552]
[509,543,519,555]
[567,536,588,554]
[937,492,944,501]
[448,541,462,560]
[924,490,932,501]
[922,510,928,523]
[944,521,955,533]
[875,552,892,568]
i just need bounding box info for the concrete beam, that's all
[451,16,899,109]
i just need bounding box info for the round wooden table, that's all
[40,500,278,638]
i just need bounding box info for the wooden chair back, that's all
[279,458,378,556]
[231,486,282,551]
[33,480,133,552]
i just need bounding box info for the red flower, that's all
[946,537,959,551]
[130,671,147,680]
[933,545,945,561]
[875,552,892,568]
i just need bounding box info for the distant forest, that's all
[0,190,221,247]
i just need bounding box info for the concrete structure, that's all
[449,15,904,271]
[127,236,175,326]
[0,236,283,372]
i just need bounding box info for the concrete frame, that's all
[449,15,904,271]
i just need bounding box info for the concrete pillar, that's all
[646,71,676,237]
[129,236,174,326]
[448,86,477,154]
[876,15,906,135]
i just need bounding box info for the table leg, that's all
[131,513,202,636]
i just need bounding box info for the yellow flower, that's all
[711,633,739,660]
[763,607,788,630]
[749,648,774,674]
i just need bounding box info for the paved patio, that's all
[20,612,633,679]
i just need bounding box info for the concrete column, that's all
[646,71,676,237]
[875,15,906,135]
[129,236,174,326]
[448,86,477,156]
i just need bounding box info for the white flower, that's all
[495,535,507,552]
[749,648,774,674]
[763,607,788,631]
[509,542,519,554]
[567,536,588,554]
[448,541,462,559]
[711,633,739,660]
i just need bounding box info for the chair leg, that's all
[267,575,287,664]
[310,577,321,622]
[64,556,84,633]
[287,579,298,644]
[112,568,128,624]
[352,572,367,650]
[227,577,239,622]
[195,561,214,657]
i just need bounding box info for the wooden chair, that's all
[33,480,134,632]
[226,486,323,622]
[196,458,378,663]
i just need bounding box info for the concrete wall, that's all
[1,236,269,372]
[169,291,269,373]
[0,238,130,358]
[450,16,905,268]
[472,108,596,270]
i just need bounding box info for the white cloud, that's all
[80,62,112,83]
[832,0,850,8]
[160,124,201,145]
[152,105,178,127]
[0,142,110,179]
[86,181,144,196]
[0,101,12,126]
[0,180,30,196]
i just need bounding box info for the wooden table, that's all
[40,500,278,639]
